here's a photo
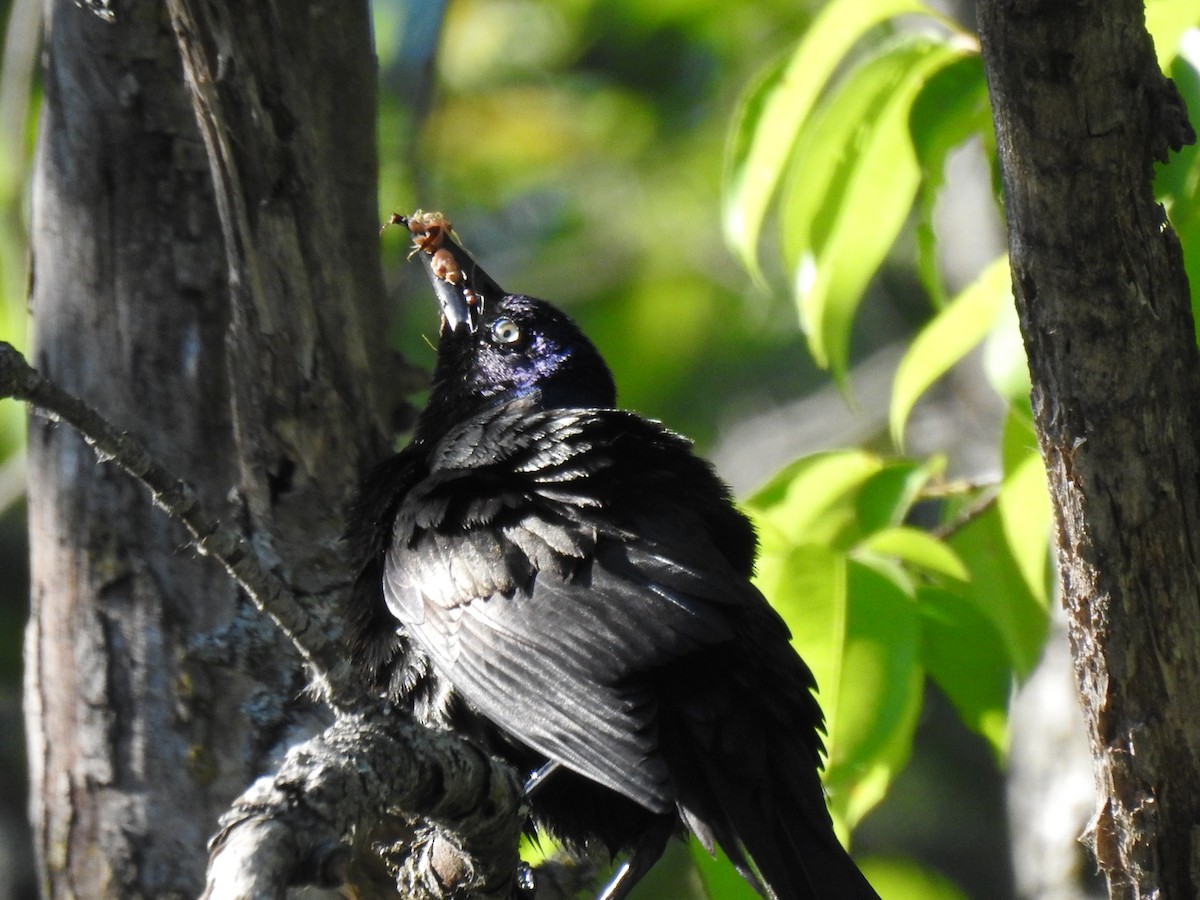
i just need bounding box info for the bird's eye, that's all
[490,317,522,345]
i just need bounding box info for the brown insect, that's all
[430,247,462,285]
[382,209,464,285]
[406,210,453,255]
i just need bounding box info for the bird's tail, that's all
[681,757,880,900]
[753,802,880,900]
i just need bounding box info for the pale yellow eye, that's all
[491,317,522,345]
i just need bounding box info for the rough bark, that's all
[203,708,525,900]
[977,2,1200,897]
[25,1,389,896]
[1,327,529,897]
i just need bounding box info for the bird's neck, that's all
[418,376,615,445]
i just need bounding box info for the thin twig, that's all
[919,476,999,500]
[931,485,1001,540]
[0,340,359,710]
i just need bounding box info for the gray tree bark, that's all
[978,2,1200,897]
[25,1,390,896]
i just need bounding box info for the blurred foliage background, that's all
[1,0,1199,897]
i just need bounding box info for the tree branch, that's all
[204,707,525,900]
[2,339,533,896]
[0,340,358,707]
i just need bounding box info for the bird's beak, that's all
[411,228,506,336]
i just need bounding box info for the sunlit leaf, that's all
[944,469,1050,678]
[722,53,789,286]
[518,833,553,868]
[981,289,1029,402]
[910,51,991,307]
[854,456,944,533]
[918,585,1012,755]
[746,450,883,549]
[822,560,923,830]
[1145,0,1200,69]
[890,255,1010,447]
[858,856,970,900]
[758,543,849,733]
[859,527,969,582]
[997,404,1053,609]
[782,36,968,382]
[723,0,932,279]
[759,547,923,831]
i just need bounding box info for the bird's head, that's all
[407,218,617,425]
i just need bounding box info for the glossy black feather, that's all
[347,288,880,899]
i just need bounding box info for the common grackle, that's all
[347,217,880,900]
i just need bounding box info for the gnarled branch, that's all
[204,708,525,900]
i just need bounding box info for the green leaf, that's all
[1145,0,1200,69]
[722,54,790,287]
[854,456,944,534]
[821,560,923,830]
[890,254,1011,447]
[747,453,942,832]
[858,856,971,900]
[759,548,922,829]
[859,527,969,582]
[945,468,1051,681]
[746,450,883,549]
[918,585,1012,754]
[997,404,1053,609]
[981,288,1030,402]
[690,838,760,900]
[723,0,932,279]
[781,35,968,382]
[757,543,849,728]
[910,52,992,307]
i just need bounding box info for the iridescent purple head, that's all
[433,292,617,413]
[413,230,616,422]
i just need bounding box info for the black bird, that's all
[347,218,880,900]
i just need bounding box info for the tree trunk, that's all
[977,2,1200,897]
[25,2,390,896]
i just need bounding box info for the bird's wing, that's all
[381,406,767,812]
[386,525,757,812]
